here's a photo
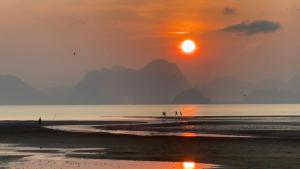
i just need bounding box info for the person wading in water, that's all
[38,117,42,127]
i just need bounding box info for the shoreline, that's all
[1,120,300,168]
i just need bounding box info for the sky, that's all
[0,0,300,88]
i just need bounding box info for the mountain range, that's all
[70,59,189,104]
[1,59,300,104]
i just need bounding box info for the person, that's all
[180,111,182,117]
[162,112,166,118]
[175,111,178,117]
[38,117,42,127]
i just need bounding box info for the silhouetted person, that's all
[180,111,183,117]
[162,112,166,118]
[175,111,178,117]
[38,117,42,127]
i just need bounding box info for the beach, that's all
[1,117,300,169]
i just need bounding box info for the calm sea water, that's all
[1,104,300,120]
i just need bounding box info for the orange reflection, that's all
[178,105,199,116]
[181,132,197,137]
[183,162,195,169]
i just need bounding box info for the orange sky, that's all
[0,0,299,88]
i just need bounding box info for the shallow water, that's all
[45,116,300,138]
[11,158,218,169]
[0,144,219,169]
[1,104,300,120]
[47,124,253,138]
[1,105,300,168]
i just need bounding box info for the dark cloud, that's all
[222,20,281,35]
[223,7,237,15]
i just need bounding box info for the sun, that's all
[181,39,196,54]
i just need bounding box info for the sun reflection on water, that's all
[181,132,197,137]
[179,105,200,116]
[183,162,195,169]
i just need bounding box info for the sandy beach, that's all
[0,118,300,169]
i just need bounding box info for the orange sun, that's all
[181,39,196,54]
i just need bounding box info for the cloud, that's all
[223,7,237,15]
[222,20,281,35]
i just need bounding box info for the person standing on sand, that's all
[38,117,42,127]
[180,111,182,117]
[175,111,178,117]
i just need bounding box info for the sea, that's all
[1,104,300,121]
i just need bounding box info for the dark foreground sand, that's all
[1,120,300,169]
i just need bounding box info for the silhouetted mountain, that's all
[288,75,300,92]
[5,63,300,104]
[42,85,73,104]
[243,76,300,103]
[0,75,44,104]
[200,77,255,103]
[172,89,210,104]
[257,78,287,90]
[244,89,300,104]
[71,59,190,104]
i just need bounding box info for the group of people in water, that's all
[161,111,183,118]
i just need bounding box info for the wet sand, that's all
[11,158,218,169]
[1,120,300,169]
[92,116,300,139]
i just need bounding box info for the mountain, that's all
[257,78,287,90]
[172,89,210,104]
[5,61,300,104]
[0,75,44,104]
[42,85,73,104]
[243,76,300,103]
[244,89,300,104]
[71,59,190,104]
[288,75,300,92]
[200,77,255,103]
